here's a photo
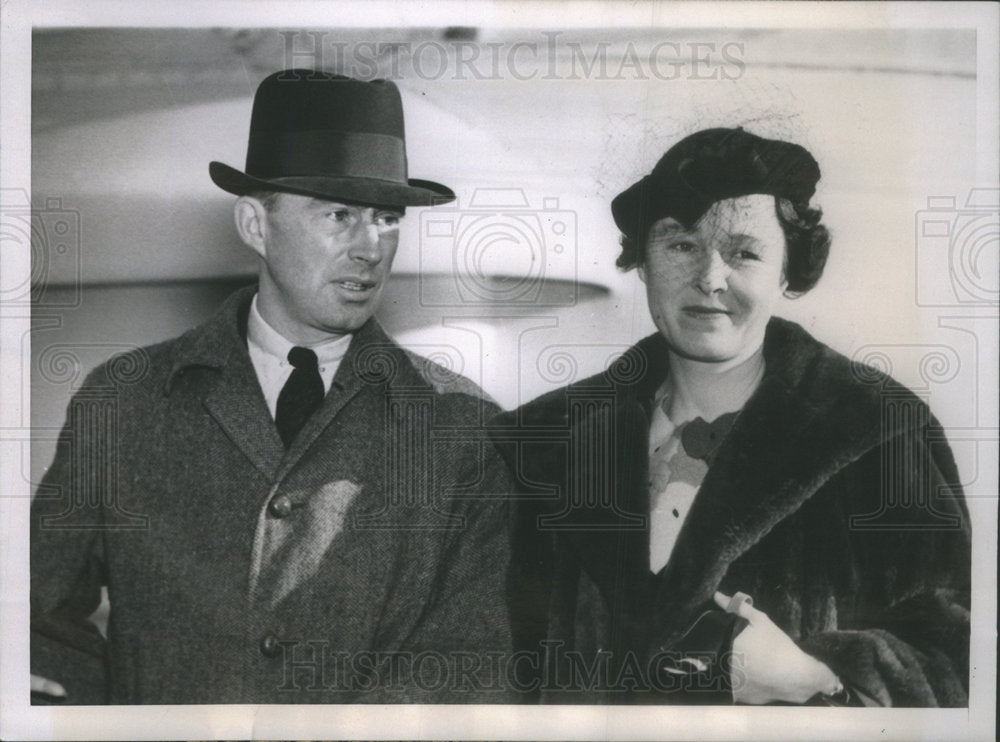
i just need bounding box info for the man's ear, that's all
[234,196,268,259]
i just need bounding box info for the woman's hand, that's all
[714,591,842,704]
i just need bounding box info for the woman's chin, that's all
[666,332,746,365]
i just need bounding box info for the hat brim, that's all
[209,161,455,207]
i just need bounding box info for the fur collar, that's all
[492,317,930,651]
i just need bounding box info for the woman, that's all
[490,127,970,706]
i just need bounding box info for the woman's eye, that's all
[737,249,761,261]
[667,240,696,252]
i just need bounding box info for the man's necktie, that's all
[275,346,324,446]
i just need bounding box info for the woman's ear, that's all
[637,264,648,285]
[234,196,269,259]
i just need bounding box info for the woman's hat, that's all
[610,127,820,238]
[210,69,455,207]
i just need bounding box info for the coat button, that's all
[259,633,281,657]
[268,494,292,518]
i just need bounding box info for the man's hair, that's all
[616,196,830,297]
[248,190,282,212]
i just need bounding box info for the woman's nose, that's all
[694,248,731,294]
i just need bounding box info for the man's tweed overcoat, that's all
[31,286,514,704]
[490,318,970,706]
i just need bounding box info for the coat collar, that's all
[275,309,415,475]
[514,317,913,650]
[164,285,257,389]
[161,285,282,479]
[162,285,416,482]
[645,315,909,647]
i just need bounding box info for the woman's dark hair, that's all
[616,196,830,297]
[774,198,830,295]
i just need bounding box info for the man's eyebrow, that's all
[307,198,351,210]
[306,199,403,214]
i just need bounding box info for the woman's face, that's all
[638,194,788,365]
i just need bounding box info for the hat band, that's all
[246,129,408,183]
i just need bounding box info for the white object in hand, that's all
[714,591,842,704]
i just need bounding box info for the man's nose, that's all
[694,247,731,294]
[347,211,384,264]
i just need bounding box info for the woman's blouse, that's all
[647,355,764,573]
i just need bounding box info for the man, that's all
[31,70,513,704]
[491,127,970,706]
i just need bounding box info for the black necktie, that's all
[275,347,324,446]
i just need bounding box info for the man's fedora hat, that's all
[210,69,455,207]
[611,127,820,239]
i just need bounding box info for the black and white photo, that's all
[1,2,996,740]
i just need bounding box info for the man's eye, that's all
[327,209,353,224]
[376,213,402,230]
[737,249,761,261]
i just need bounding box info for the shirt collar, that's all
[247,294,352,366]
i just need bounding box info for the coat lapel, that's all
[544,319,896,651]
[544,337,669,622]
[273,318,391,479]
[202,346,285,481]
[554,395,651,601]
[165,285,285,481]
[645,376,813,645]
[166,299,407,485]
[645,320,891,648]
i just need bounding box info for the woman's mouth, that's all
[683,306,730,316]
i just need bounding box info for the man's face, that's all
[638,194,788,365]
[253,193,403,343]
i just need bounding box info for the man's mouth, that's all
[336,279,377,292]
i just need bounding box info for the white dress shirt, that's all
[246,295,352,419]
